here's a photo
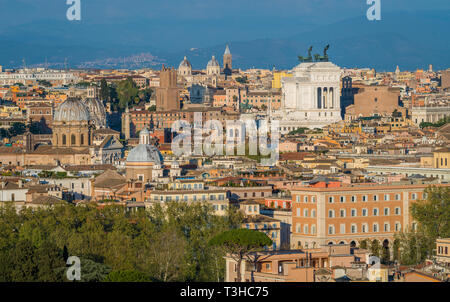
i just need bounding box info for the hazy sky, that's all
[1,0,449,26]
[0,0,449,64]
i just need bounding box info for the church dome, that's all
[207,55,220,68]
[126,144,163,165]
[54,98,90,122]
[83,97,106,128]
[179,56,191,69]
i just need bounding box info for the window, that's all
[328,210,335,218]
[384,208,390,216]
[384,223,390,232]
[362,223,368,233]
[311,225,316,234]
[373,223,379,232]
[373,195,378,201]
[362,195,368,202]
[304,209,308,217]
[340,196,345,203]
[411,193,417,200]
[340,209,346,218]
[384,194,390,201]
[328,196,334,203]
[296,224,301,233]
[296,208,301,217]
[296,196,300,203]
[351,209,357,217]
[304,196,308,203]
[395,194,401,201]
[395,222,401,232]
[312,196,316,203]
[395,207,401,215]
[328,225,335,235]
[362,208,368,217]
[340,224,345,234]
[351,195,356,202]
[304,225,308,234]
[311,209,316,218]
[373,208,379,216]
[351,224,357,234]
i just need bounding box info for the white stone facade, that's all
[274,61,342,133]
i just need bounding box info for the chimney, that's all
[18,179,23,188]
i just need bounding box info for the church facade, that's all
[273,61,342,133]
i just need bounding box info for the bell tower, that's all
[223,45,232,76]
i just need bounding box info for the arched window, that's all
[317,88,322,109]
[62,134,67,145]
[71,134,76,145]
[80,134,84,145]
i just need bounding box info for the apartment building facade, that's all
[291,184,450,250]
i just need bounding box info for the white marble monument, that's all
[273,61,342,133]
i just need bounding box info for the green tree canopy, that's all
[235,76,248,84]
[9,122,26,137]
[116,77,139,110]
[103,270,151,282]
[411,186,450,239]
[0,201,243,282]
[99,79,110,101]
[395,186,450,265]
[209,229,272,282]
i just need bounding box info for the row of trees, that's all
[396,186,449,265]
[99,78,152,112]
[0,202,245,282]
[359,186,449,266]
[0,121,50,139]
[419,116,450,129]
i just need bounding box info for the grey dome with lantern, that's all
[207,55,220,68]
[83,97,106,128]
[54,98,90,122]
[126,144,163,165]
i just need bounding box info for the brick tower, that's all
[156,65,180,111]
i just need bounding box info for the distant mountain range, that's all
[0,10,449,71]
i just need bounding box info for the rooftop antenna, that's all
[45,57,49,69]
[64,58,68,71]
[22,58,27,70]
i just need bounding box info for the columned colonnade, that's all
[315,87,339,109]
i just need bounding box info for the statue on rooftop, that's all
[314,44,330,62]
[298,46,313,62]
